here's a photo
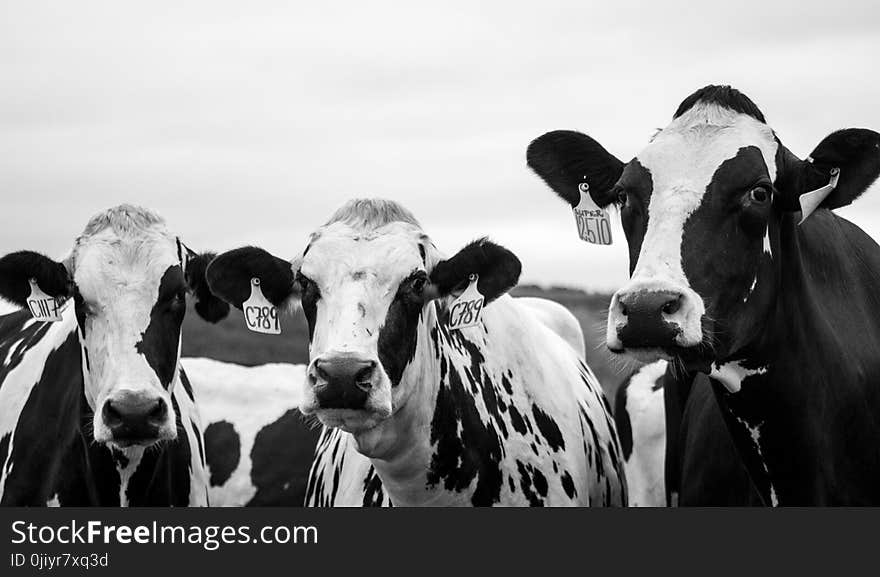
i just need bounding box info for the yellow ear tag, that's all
[242,278,281,335]
[26,278,63,322]
[573,182,613,245]
[448,274,484,331]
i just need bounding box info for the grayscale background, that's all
[2,1,878,291]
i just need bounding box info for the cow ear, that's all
[0,251,72,307]
[776,129,880,217]
[206,246,296,309]
[527,130,624,207]
[428,238,521,304]
[184,251,231,323]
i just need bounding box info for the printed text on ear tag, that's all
[243,278,281,335]
[448,274,484,331]
[26,278,63,322]
[573,182,613,245]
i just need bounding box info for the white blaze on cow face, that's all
[608,102,778,358]
[298,219,436,434]
[67,207,185,447]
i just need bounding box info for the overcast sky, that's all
[2,1,879,291]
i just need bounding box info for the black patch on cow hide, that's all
[249,409,321,506]
[362,465,389,507]
[427,356,504,506]
[532,404,565,451]
[135,265,186,389]
[204,420,240,487]
[126,394,192,506]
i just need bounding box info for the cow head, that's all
[0,205,229,448]
[207,199,520,446]
[528,85,880,364]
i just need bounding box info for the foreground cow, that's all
[183,358,323,506]
[0,205,229,505]
[529,85,880,505]
[615,360,759,506]
[207,199,626,506]
[305,297,585,507]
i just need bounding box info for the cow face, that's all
[0,205,229,449]
[207,199,521,438]
[528,85,880,364]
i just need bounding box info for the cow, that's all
[615,359,760,506]
[304,297,585,508]
[182,357,325,506]
[0,204,230,506]
[528,84,880,505]
[206,198,626,506]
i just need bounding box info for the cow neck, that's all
[709,209,880,505]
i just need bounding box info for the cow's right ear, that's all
[527,130,625,207]
[0,251,72,307]
[206,247,296,309]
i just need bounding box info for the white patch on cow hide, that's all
[710,361,767,393]
[623,360,667,507]
[733,414,779,507]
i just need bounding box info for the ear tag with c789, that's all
[448,274,484,331]
[26,278,63,322]
[243,278,281,335]
[573,182,613,245]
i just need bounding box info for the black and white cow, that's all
[207,199,626,506]
[302,297,585,508]
[183,358,324,506]
[0,205,229,506]
[529,85,880,505]
[615,360,760,506]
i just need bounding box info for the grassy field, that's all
[181,285,632,398]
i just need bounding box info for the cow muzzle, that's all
[99,390,175,447]
[607,283,704,360]
[302,351,392,432]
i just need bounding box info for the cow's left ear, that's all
[184,250,230,323]
[777,129,880,217]
[428,239,521,304]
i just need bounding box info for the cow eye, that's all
[412,276,426,295]
[616,189,628,207]
[749,186,771,204]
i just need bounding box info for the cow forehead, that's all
[636,105,778,191]
[71,228,181,301]
[301,222,428,289]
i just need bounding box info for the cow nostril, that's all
[314,362,330,382]
[147,400,167,423]
[354,364,375,391]
[662,296,682,316]
[103,402,122,427]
